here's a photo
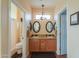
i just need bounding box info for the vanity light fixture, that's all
[40,4,45,20]
[35,0,51,20]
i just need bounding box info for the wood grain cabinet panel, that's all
[29,39,40,52]
[40,40,46,51]
[46,39,56,51]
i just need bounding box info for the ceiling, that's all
[28,0,61,8]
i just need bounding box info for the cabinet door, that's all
[40,40,46,51]
[46,39,56,51]
[29,39,40,52]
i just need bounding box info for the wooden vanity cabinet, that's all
[29,39,56,52]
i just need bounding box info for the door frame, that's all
[56,7,67,55]
[8,0,27,57]
[57,7,67,56]
[59,9,67,55]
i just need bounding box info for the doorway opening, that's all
[9,2,25,58]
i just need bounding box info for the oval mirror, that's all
[33,21,40,33]
[46,21,54,33]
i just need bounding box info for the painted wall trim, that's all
[12,0,26,13]
[8,0,12,58]
[0,0,1,57]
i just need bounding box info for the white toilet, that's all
[16,42,22,54]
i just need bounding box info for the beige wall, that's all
[67,0,79,58]
[16,8,23,44]
[54,0,66,15]
[32,8,54,20]
[0,0,1,57]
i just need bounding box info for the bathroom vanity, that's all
[29,20,57,52]
[29,34,56,52]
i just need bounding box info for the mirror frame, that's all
[33,21,40,33]
[54,22,56,30]
[46,21,54,33]
[30,22,32,31]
